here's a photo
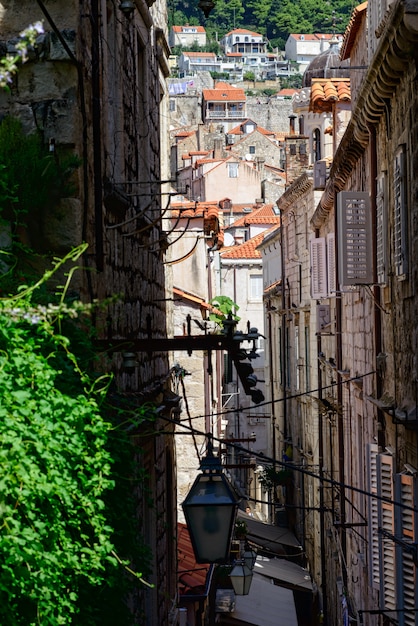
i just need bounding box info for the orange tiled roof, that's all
[172,25,206,33]
[227,120,273,136]
[195,158,222,166]
[173,288,224,314]
[170,201,219,219]
[221,202,260,214]
[225,28,263,37]
[276,88,299,98]
[227,52,242,57]
[340,2,367,61]
[310,78,351,113]
[203,83,246,102]
[178,523,211,596]
[290,33,342,41]
[175,130,195,138]
[221,232,265,259]
[227,204,280,228]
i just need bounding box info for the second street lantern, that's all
[182,440,240,563]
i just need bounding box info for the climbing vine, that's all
[0,247,154,625]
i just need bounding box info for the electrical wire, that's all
[175,369,377,423]
[157,408,418,515]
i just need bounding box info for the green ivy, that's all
[0,247,154,625]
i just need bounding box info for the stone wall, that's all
[246,96,294,133]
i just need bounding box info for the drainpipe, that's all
[267,307,277,475]
[91,0,104,271]
[316,228,328,626]
[334,184,347,589]
[368,122,384,448]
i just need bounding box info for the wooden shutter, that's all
[378,453,396,611]
[367,443,380,588]
[376,172,387,284]
[337,192,373,286]
[310,237,328,299]
[394,474,418,626]
[394,147,408,276]
[326,232,336,296]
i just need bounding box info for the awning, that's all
[220,573,298,626]
[253,555,314,592]
[237,511,302,552]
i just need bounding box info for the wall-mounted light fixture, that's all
[122,352,138,373]
[119,0,135,16]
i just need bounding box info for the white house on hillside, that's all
[285,33,343,74]
[221,28,267,55]
[169,25,206,49]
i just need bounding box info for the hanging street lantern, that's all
[243,544,257,570]
[229,560,253,595]
[182,437,240,564]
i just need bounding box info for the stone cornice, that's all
[311,0,418,229]
[277,172,313,212]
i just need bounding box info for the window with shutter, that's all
[337,192,373,285]
[367,443,380,589]
[327,233,336,296]
[310,237,327,299]
[394,474,417,626]
[394,146,408,277]
[378,453,396,611]
[376,172,387,284]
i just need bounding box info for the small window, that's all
[249,145,255,154]
[249,275,263,300]
[313,128,321,162]
[228,163,239,178]
[169,99,176,112]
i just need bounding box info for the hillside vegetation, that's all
[169,0,353,50]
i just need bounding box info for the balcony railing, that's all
[205,110,246,119]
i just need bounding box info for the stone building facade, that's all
[267,1,418,625]
[310,1,418,623]
[0,1,176,624]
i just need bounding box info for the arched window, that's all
[312,128,321,162]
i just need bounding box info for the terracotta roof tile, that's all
[227,204,280,228]
[172,25,206,33]
[195,158,222,166]
[225,28,263,37]
[227,120,274,136]
[203,83,246,102]
[340,2,367,61]
[309,78,351,113]
[290,33,342,41]
[221,232,265,259]
[276,88,299,97]
[173,288,223,313]
[170,201,219,219]
[178,523,211,596]
[175,130,194,137]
